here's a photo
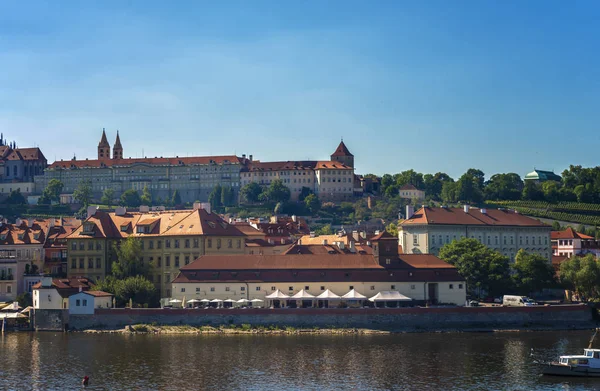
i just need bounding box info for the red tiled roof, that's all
[551,228,595,240]
[242,160,351,172]
[402,207,549,227]
[32,277,92,290]
[399,184,420,191]
[370,230,396,241]
[83,290,113,297]
[48,155,241,170]
[331,141,353,157]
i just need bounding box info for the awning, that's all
[316,289,341,300]
[265,289,290,299]
[342,289,367,300]
[369,291,412,302]
[290,289,315,299]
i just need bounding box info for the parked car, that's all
[503,295,537,307]
[494,297,503,304]
[468,300,480,307]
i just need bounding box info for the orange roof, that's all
[243,160,351,172]
[399,184,420,191]
[48,155,241,170]
[0,220,48,245]
[82,290,113,297]
[402,207,549,227]
[331,140,353,157]
[231,223,266,237]
[551,228,595,240]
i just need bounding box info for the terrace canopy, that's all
[316,290,341,300]
[265,290,290,299]
[342,289,367,300]
[290,289,315,299]
[368,291,412,302]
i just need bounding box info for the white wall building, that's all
[68,291,113,314]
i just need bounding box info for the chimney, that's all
[139,205,150,213]
[481,208,487,214]
[27,219,34,228]
[242,154,246,159]
[337,241,345,250]
[310,232,315,238]
[352,230,359,242]
[463,205,470,213]
[405,205,415,220]
[360,231,366,239]
[249,155,253,161]
[349,241,356,253]
[322,239,328,246]
[41,276,52,288]
[270,216,277,224]
[79,286,82,293]
[115,207,127,216]
[49,219,55,228]
[291,215,297,222]
[193,202,201,211]
[16,218,22,226]
[199,203,211,214]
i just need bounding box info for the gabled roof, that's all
[370,230,396,241]
[401,207,549,227]
[551,228,595,240]
[399,184,420,191]
[48,155,242,170]
[524,169,561,181]
[331,141,353,157]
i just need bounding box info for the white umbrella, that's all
[316,289,341,300]
[236,299,250,303]
[200,299,211,303]
[169,299,182,303]
[251,299,264,303]
[223,299,236,303]
[210,299,223,303]
[341,289,367,300]
[265,289,290,299]
[187,299,200,303]
[368,291,412,302]
[291,289,315,299]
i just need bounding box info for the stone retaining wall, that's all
[66,305,594,332]
[33,309,69,331]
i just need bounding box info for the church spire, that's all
[98,128,110,159]
[113,130,123,160]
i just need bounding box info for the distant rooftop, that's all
[524,169,561,182]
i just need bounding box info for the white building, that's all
[68,291,113,314]
[552,228,600,258]
[399,205,552,262]
[32,277,93,310]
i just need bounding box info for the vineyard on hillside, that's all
[486,200,600,226]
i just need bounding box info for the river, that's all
[1,330,599,390]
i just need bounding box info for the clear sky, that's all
[1,1,599,179]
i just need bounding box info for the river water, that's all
[1,330,599,390]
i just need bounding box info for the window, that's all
[449,284,454,289]
[96,242,102,251]
[370,286,375,290]
[495,236,498,245]
[210,287,215,292]
[149,241,154,249]
[256,286,261,291]
[174,240,180,248]
[96,258,101,269]
[185,239,190,248]
[487,237,491,245]
[196,287,200,292]
[88,242,93,250]
[166,240,171,248]
[386,259,391,265]
[157,257,162,267]
[166,256,171,267]
[71,241,77,250]
[83,299,87,306]
[181,288,185,293]
[207,239,212,248]
[225,287,230,291]
[174,256,180,267]
[459,284,463,289]
[193,239,199,248]
[79,259,84,269]
[431,235,435,245]
[217,239,221,249]
[157,240,162,249]
[413,234,418,245]
[503,237,506,245]
[79,242,85,251]
[236,240,241,249]
[410,285,416,290]
[88,259,93,268]
[71,259,76,269]
[271,286,276,291]
[6,286,11,293]
[157,275,161,283]
[140,241,144,250]
[304,286,310,291]
[391,285,396,290]
[227,239,232,248]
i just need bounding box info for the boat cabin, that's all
[558,349,600,368]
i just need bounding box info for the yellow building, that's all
[67,206,245,297]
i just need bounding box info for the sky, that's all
[1,1,599,179]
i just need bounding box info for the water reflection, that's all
[0,331,598,391]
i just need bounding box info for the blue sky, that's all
[1,1,599,179]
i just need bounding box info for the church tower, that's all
[98,128,111,159]
[113,131,123,160]
[330,140,354,168]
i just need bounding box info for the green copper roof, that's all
[524,169,561,181]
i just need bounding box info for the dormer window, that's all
[83,223,95,234]
[18,233,24,240]
[120,224,129,232]
[33,232,40,240]
[0,234,6,240]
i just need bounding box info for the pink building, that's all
[551,228,600,258]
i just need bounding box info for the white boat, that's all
[543,329,600,377]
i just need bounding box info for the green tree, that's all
[315,224,333,236]
[574,184,595,203]
[423,172,453,200]
[5,189,26,205]
[209,185,223,210]
[274,201,283,215]
[541,181,559,203]
[560,254,600,301]
[484,173,523,201]
[511,250,556,296]
[456,170,484,204]
[386,222,398,237]
[73,180,93,208]
[263,179,291,204]
[522,181,544,201]
[141,185,152,206]
[304,193,321,214]
[94,275,158,307]
[16,292,32,307]
[101,188,115,208]
[171,189,182,206]
[299,186,313,202]
[551,221,561,231]
[220,186,234,207]
[394,169,424,189]
[39,179,64,205]
[111,236,150,279]
[120,189,141,207]
[240,182,262,204]
[441,181,458,203]
[438,238,511,298]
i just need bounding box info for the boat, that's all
[542,329,600,377]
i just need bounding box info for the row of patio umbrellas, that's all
[169,298,264,304]
[265,288,367,300]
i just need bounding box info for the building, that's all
[35,129,244,204]
[398,184,425,200]
[44,217,82,277]
[524,169,561,183]
[240,141,356,202]
[66,205,246,297]
[68,290,113,314]
[552,228,600,258]
[399,205,552,262]
[0,135,47,183]
[32,276,92,309]
[171,232,466,306]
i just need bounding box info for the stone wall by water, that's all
[33,309,69,331]
[63,305,594,332]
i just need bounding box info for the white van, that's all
[503,295,537,307]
